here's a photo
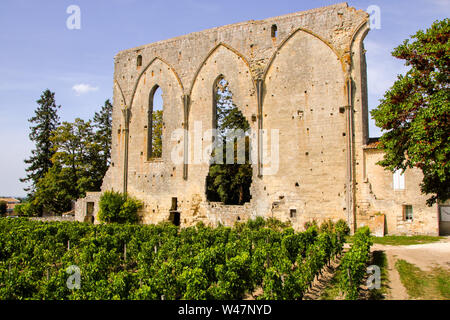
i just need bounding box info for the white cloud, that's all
[429,0,450,8]
[72,83,99,95]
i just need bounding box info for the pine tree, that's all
[20,89,60,197]
[92,99,113,189]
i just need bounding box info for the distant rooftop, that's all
[0,197,20,203]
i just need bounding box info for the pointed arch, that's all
[129,57,184,110]
[189,43,255,96]
[147,84,163,160]
[348,20,371,69]
[263,27,344,80]
[114,79,127,109]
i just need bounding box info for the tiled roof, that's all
[0,198,20,203]
[364,137,381,149]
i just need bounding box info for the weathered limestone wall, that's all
[73,2,440,235]
[75,192,101,223]
[97,3,370,230]
[358,148,439,235]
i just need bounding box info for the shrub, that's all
[98,191,142,224]
[319,219,334,233]
[304,219,317,230]
[14,201,39,217]
[335,219,350,236]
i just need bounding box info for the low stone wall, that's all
[204,202,254,227]
[29,216,75,222]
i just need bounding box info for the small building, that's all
[0,198,20,215]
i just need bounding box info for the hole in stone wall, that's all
[290,209,297,218]
[148,85,163,159]
[171,197,178,211]
[205,76,252,205]
[137,55,142,67]
[169,211,180,226]
[271,24,278,38]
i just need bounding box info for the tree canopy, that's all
[371,18,449,206]
[21,95,113,215]
[206,78,252,205]
[20,89,60,199]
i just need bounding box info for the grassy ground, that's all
[347,235,444,246]
[395,259,450,299]
[319,268,342,300]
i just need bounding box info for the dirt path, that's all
[303,255,343,300]
[371,237,450,300]
[382,250,409,300]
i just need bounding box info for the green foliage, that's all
[92,100,113,189]
[21,89,61,199]
[206,77,252,205]
[0,218,349,300]
[24,96,113,215]
[335,219,350,236]
[13,201,40,217]
[0,201,7,216]
[98,191,142,224]
[339,227,372,300]
[152,110,163,158]
[304,219,318,230]
[371,19,450,205]
[33,119,104,214]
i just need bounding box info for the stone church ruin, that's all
[75,3,448,236]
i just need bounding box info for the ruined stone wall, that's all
[73,3,440,235]
[97,3,370,229]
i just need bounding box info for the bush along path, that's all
[338,227,373,299]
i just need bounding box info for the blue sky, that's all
[0,0,448,197]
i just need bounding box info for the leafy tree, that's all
[371,19,449,205]
[20,89,60,199]
[0,201,7,216]
[92,99,113,188]
[13,201,39,217]
[33,119,101,214]
[206,78,252,205]
[152,110,163,158]
[33,164,75,214]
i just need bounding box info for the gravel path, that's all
[371,237,450,300]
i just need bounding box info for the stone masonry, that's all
[75,3,445,236]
